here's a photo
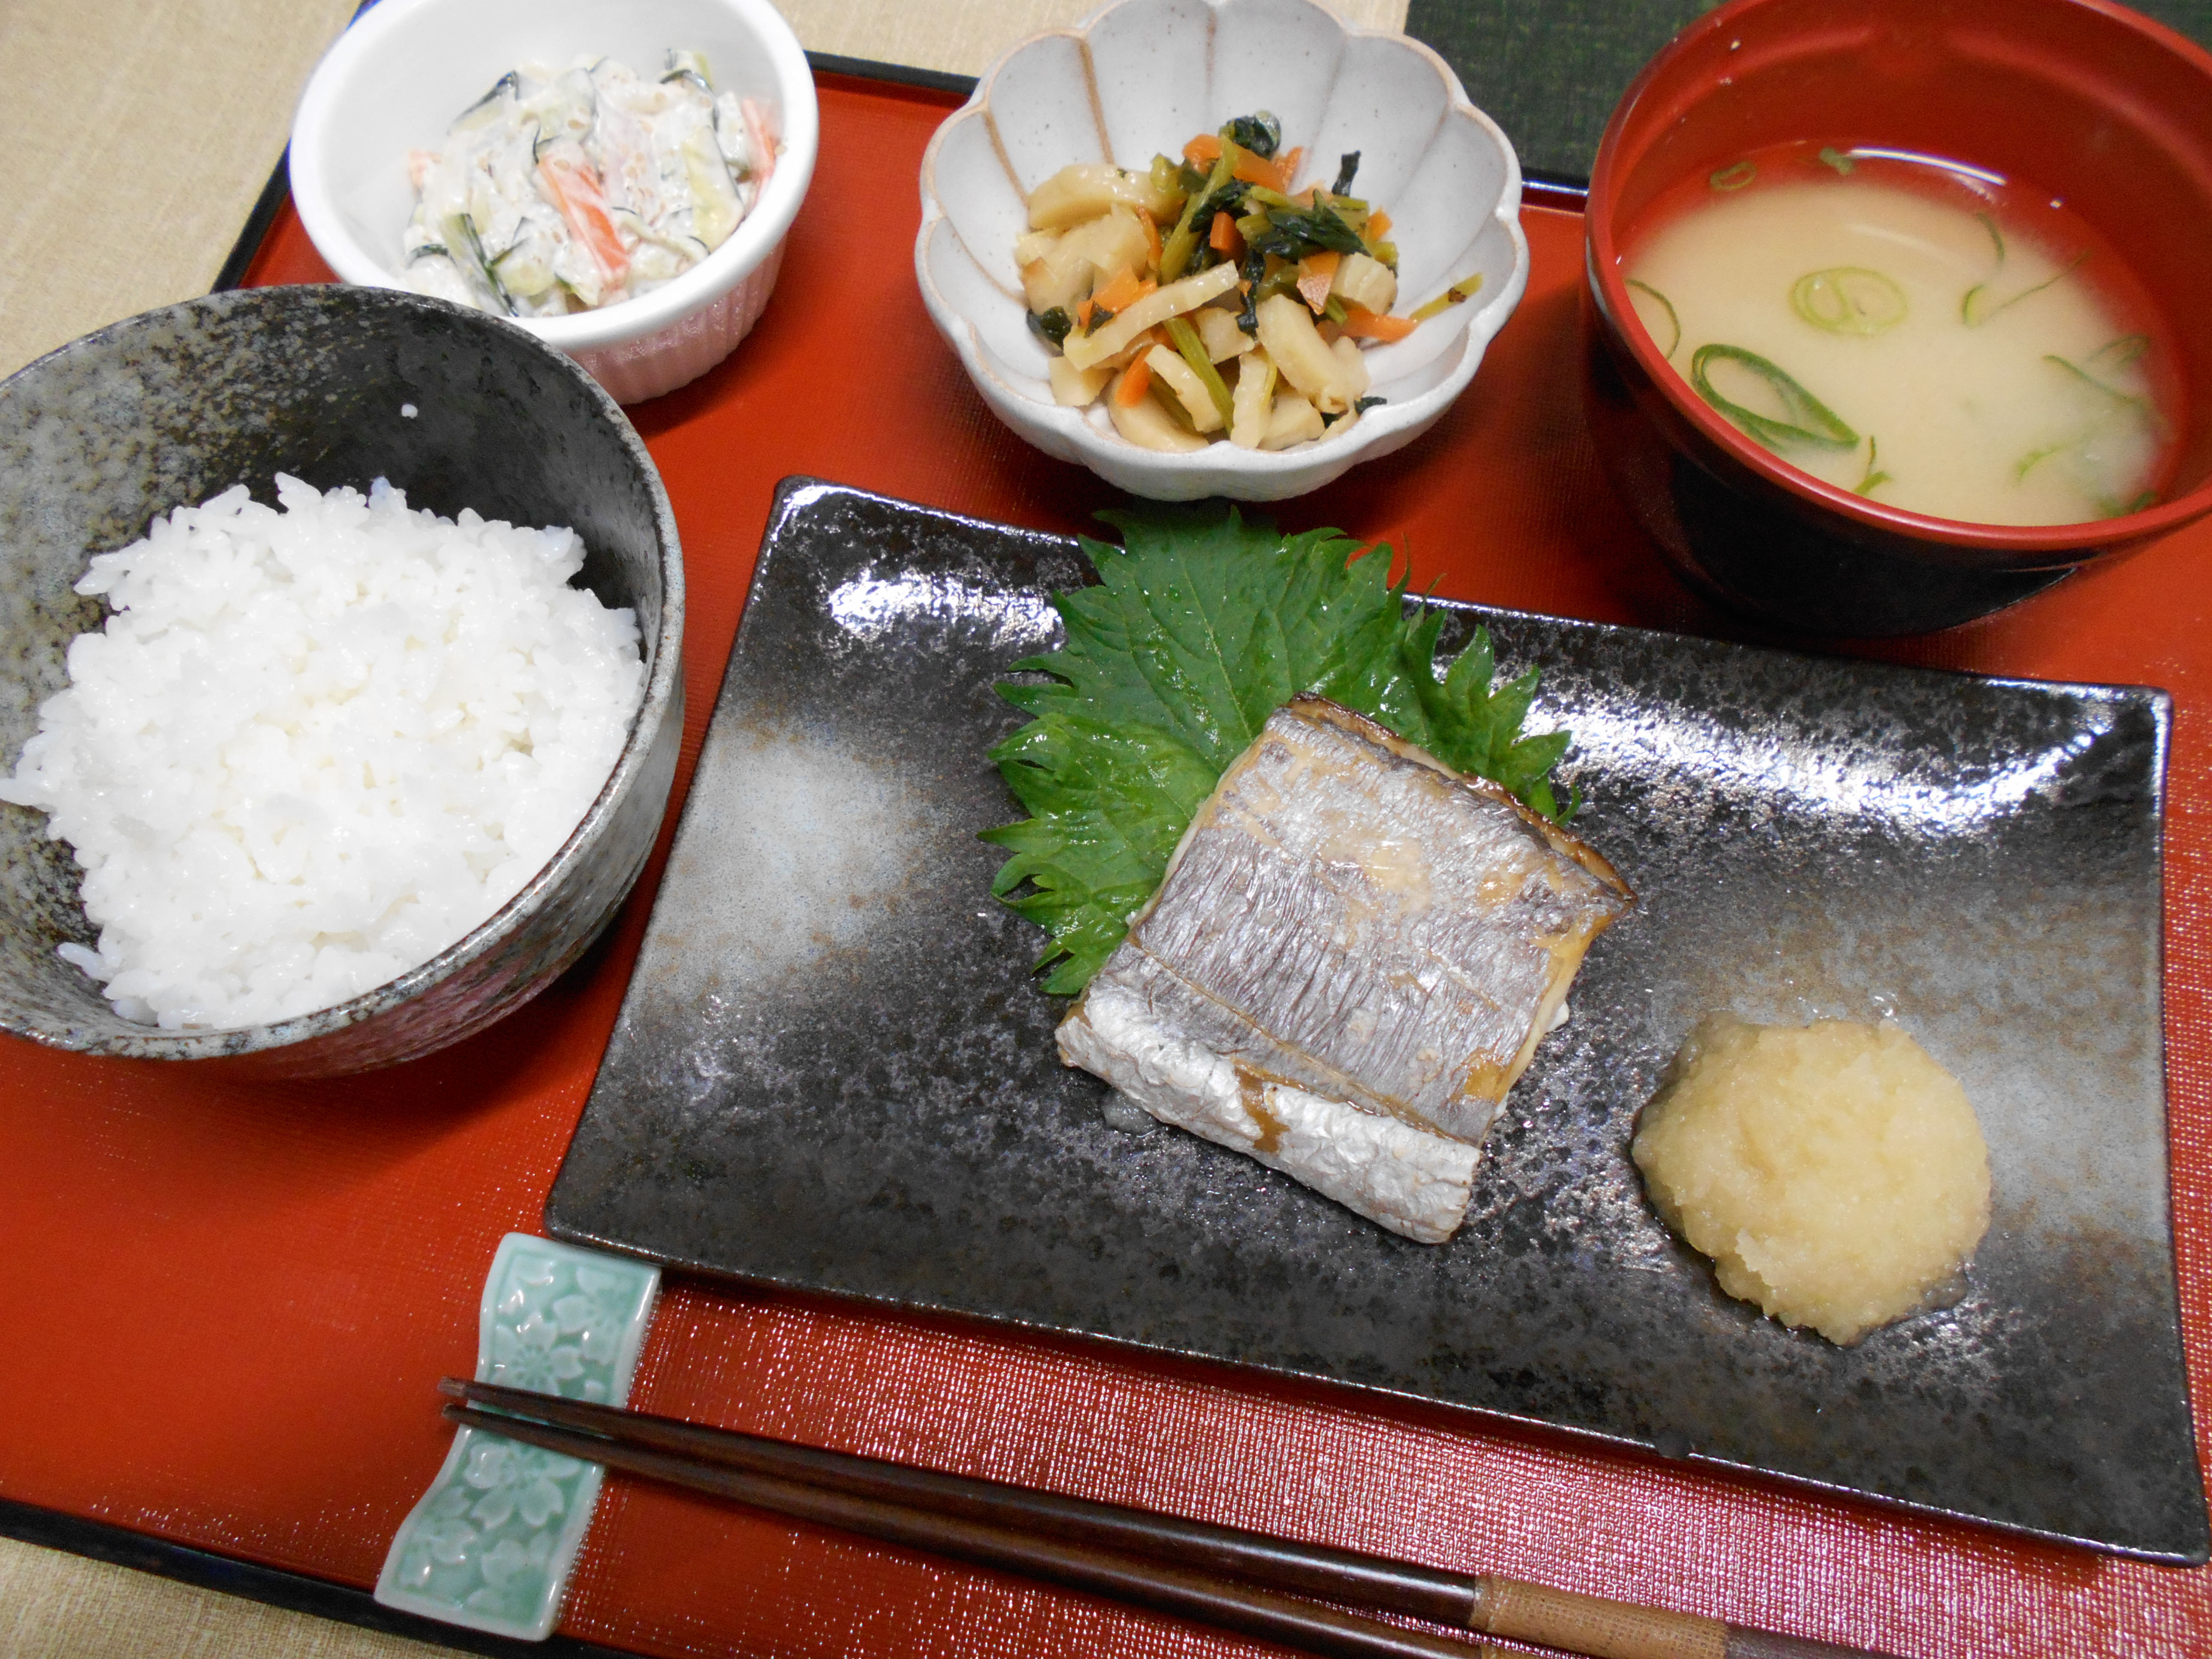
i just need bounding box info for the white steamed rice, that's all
[0,475,646,1031]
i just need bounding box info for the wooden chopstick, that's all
[440,1378,1894,1659]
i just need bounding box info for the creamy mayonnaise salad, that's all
[403,50,778,317]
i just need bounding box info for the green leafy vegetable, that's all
[1709,160,1756,191]
[1027,307,1073,348]
[1234,248,1271,334]
[1241,198,1367,261]
[1223,110,1282,159]
[983,507,1578,993]
[1164,316,1235,428]
[1690,344,1858,452]
[1160,147,1236,281]
[1148,154,1190,217]
[1816,146,1855,175]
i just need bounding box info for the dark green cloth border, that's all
[1405,0,2212,185]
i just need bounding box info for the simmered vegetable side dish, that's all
[404,51,780,318]
[1018,112,1485,453]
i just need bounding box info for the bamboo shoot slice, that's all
[1028,163,1182,230]
[1021,212,1152,314]
[1230,350,1278,449]
[1329,335,1371,402]
[1331,250,1397,315]
[1256,294,1356,413]
[1064,263,1241,371]
[1261,390,1325,449]
[1049,357,1110,407]
[1144,346,1225,432]
[1195,306,1257,363]
[1109,375,1210,451]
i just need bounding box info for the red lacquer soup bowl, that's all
[1583,0,2212,636]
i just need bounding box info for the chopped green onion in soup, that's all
[1624,148,2172,525]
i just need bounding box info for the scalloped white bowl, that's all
[916,0,1530,501]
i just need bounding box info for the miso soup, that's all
[1621,143,2179,526]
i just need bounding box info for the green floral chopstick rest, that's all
[375,1233,659,1639]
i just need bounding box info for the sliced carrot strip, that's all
[1340,305,1419,341]
[1074,297,1097,329]
[1230,147,1279,188]
[1092,264,1144,315]
[1113,355,1154,406]
[1137,208,1162,269]
[1296,250,1340,313]
[1091,272,1157,320]
[1275,146,1304,191]
[1367,210,1392,240]
[1209,211,1241,257]
[1184,134,1222,167]
[741,97,778,191]
[537,149,630,288]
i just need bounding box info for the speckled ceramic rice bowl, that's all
[0,285,684,1078]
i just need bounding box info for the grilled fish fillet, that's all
[1058,695,1633,1243]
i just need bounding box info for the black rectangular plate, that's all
[547,480,2208,1563]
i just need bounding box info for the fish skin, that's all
[1059,695,1633,1240]
[1060,976,1482,1243]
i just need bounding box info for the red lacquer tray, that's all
[3,69,2209,1658]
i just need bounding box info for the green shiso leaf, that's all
[983,504,1577,994]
